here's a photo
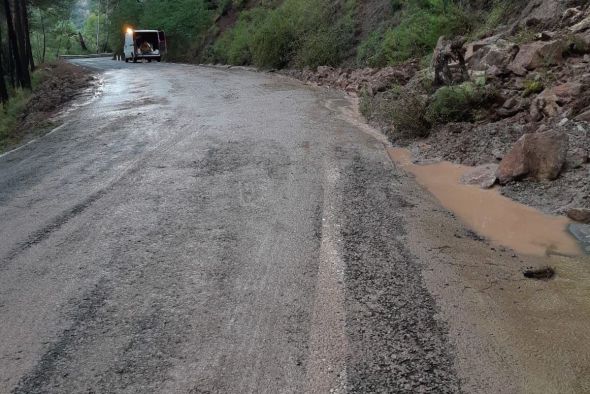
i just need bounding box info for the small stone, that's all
[576,108,590,122]
[493,149,504,161]
[568,148,589,169]
[566,208,590,223]
[461,164,499,189]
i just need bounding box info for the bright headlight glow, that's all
[126,27,133,35]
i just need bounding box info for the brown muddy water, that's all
[388,148,581,257]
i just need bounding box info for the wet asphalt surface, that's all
[0,58,459,393]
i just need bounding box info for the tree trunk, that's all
[56,22,64,58]
[0,20,9,103]
[12,0,27,70]
[40,9,46,63]
[96,0,100,53]
[78,31,88,51]
[22,1,35,71]
[7,38,16,87]
[3,0,30,89]
[102,24,110,52]
[102,2,110,52]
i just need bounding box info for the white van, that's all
[124,29,166,63]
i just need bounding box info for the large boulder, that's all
[465,38,519,72]
[516,0,566,28]
[366,63,419,94]
[497,130,569,184]
[530,82,584,121]
[508,40,564,76]
[571,31,590,53]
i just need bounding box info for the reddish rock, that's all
[563,7,585,26]
[466,39,518,72]
[529,82,582,120]
[566,208,590,223]
[567,147,589,168]
[517,0,565,28]
[497,130,569,184]
[576,108,590,122]
[460,164,499,189]
[570,16,590,33]
[508,40,564,75]
[571,32,590,54]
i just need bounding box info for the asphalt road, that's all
[0,59,459,393]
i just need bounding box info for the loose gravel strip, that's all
[339,152,461,393]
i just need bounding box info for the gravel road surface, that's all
[0,59,459,393]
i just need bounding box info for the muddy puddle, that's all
[323,93,583,257]
[389,148,581,257]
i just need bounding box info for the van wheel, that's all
[133,56,138,63]
[156,57,161,62]
[148,59,152,63]
[125,57,129,63]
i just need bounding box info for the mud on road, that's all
[1,58,589,393]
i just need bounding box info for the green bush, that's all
[212,8,270,65]
[296,15,355,68]
[426,82,496,124]
[250,11,296,68]
[0,89,31,150]
[0,68,50,151]
[522,79,544,97]
[357,30,388,67]
[211,0,356,69]
[390,89,431,138]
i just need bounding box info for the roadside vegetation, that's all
[0,67,47,150]
[357,0,474,67]
[209,0,356,68]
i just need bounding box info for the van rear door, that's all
[158,31,167,54]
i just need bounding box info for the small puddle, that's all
[389,148,581,257]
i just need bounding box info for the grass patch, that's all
[357,0,475,67]
[0,69,49,150]
[0,89,32,151]
[426,82,497,124]
[523,79,544,97]
[0,62,89,152]
[510,27,539,45]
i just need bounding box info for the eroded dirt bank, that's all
[1,61,97,153]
